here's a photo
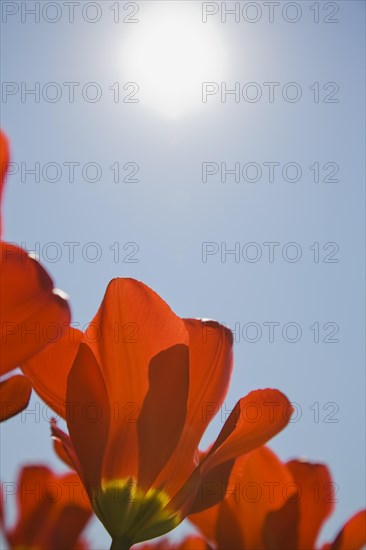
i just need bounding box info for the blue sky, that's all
[1,1,365,548]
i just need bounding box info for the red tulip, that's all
[0,465,92,549]
[189,446,366,550]
[40,278,293,548]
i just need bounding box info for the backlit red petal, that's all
[0,375,32,421]
[0,243,70,374]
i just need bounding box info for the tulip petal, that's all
[156,319,233,497]
[172,390,292,517]
[189,499,221,543]
[329,510,366,550]
[191,446,296,547]
[7,466,91,550]
[0,131,9,187]
[179,537,212,550]
[52,430,77,471]
[0,243,71,374]
[51,420,84,482]
[188,459,234,515]
[47,505,91,550]
[216,499,246,550]
[263,494,300,550]
[231,447,295,549]
[138,344,190,490]
[88,278,188,481]
[0,375,32,421]
[22,327,83,418]
[87,278,188,406]
[287,460,334,550]
[7,465,54,548]
[0,130,9,235]
[263,460,333,550]
[183,319,233,450]
[67,343,110,492]
[203,389,292,473]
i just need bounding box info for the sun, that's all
[120,2,228,119]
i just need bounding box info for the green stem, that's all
[110,536,132,550]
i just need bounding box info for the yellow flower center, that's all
[92,478,181,546]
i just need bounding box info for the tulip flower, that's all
[0,131,71,420]
[45,278,292,549]
[189,446,366,550]
[0,464,92,549]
